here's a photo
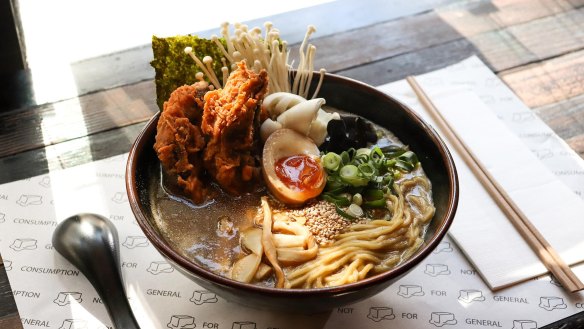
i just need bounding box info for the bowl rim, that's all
[126,71,459,296]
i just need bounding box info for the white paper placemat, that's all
[1,56,584,329]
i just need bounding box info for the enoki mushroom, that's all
[184,22,325,99]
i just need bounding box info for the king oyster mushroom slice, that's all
[308,109,341,146]
[276,98,325,136]
[262,92,307,118]
[241,227,263,256]
[260,118,283,142]
[231,253,262,283]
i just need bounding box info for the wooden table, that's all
[1,0,583,327]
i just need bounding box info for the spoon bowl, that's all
[52,213,140,329]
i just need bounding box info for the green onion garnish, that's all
[322,152,341,171]
[320,143,419,219]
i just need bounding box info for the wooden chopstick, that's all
[406,76,584,293]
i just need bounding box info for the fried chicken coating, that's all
[201,61,269,194]
[154,82,210,203]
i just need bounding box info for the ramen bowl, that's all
[126,72,458,313]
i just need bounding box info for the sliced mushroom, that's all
[231,253,262,283]
[241,227,263,256]
[260,118,283,142]
[276,98,325,136]
[254,263,273,281]
[261,197,287,288]
[272,233,307,248]
[262,92,306,118]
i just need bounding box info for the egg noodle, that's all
[276,176,435,288]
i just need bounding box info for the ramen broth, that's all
[150,114,434,287]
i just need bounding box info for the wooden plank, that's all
[0,80,157,158]
[499,49,584,108]
[336,39,478,86]
[0,122,146,185]
[297,12,463,73]
[533,93,584,140]
[435,0,581,37]
[0,316,22,329]
[566,134,584,159]
[0,263,21,329]
[469,8,584,71]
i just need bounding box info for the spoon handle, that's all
[52,213,140,329]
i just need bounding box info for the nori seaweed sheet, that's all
[150,35,226,110]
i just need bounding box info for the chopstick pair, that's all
[406,76,584,293]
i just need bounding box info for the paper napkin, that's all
[378,57,584,290]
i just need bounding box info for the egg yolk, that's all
[274,155,324,191]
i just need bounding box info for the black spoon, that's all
[52,213,140,329]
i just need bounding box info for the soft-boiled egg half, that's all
[262,129,326,205]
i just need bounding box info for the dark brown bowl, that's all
[126,72,458,313]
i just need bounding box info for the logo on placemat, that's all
[424,264,451,277]
[458,289,486,304]
[539,296,567,311]
[122,236,149,249]
[58,319,87,329]
[190,290,218,305]
[511,320,538,329]
[397,284,425,298]
[3,259,12,271]
[111,191,127,204]
[9,238,38,251]
[54,291,83,306]
[147,261,174,275]
[429,312,457,327]
[433,241,453,254]
[367,307,396,322]
[39,176,51,188]
[16,194,43,207]
[232,322,256,329]
[167,315,196,329]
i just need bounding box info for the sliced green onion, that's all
[352,193,363,206]
[335,205,357,220]
[352,154,369,166]
[372,146,384,158]
[339,165,368,186]
[340,164,358,179]
[322,194,351,207]
[384,159,396,167]
[326,175,346,190]
[364,198,387,208]
[363,189,384,200]
[395,160,415,171]
[326,186,346,195]
[347,204,364,217]
[355,148,371,158]
[399,150,418,163]
[362,189,386,208]
[381,145,406,157]
[358,163,376,178]
[322,152,341,171]
[340,151,351,165]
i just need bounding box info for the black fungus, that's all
[320,115,378,153]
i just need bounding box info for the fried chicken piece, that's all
[154,82,210,203]
[202,61,269,194]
